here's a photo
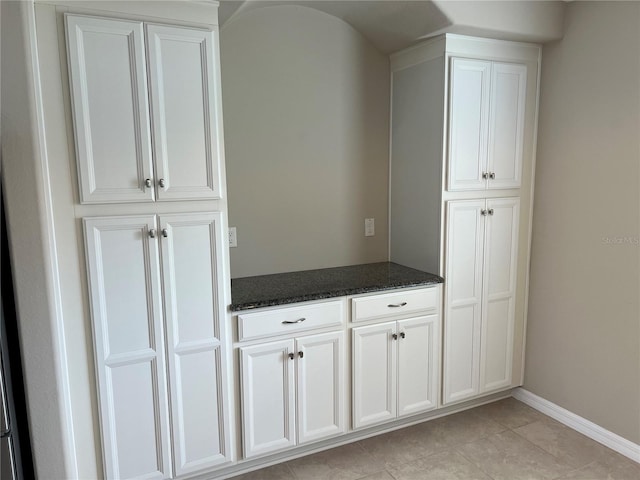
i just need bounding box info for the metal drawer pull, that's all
[387,302,407,308]
[282,318,306,324]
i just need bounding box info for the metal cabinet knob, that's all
[288,352,295,360]
[489,172,496,179]
[392,333,398,340]
[400,332,406,339]
[158,178,166,188]
[488,209,494,216]
[298,351,304,358]
[481,209,488,216]
[149,229,157,238]
[144,178,152,188]
[482,172,489,179]
[161,228,168,238]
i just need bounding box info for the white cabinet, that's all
[66,15,223,204]
[84,213,231,479]
[448,58,527,192]
[240,331,344,459]
[352,287,441,429]
[443,198,519,404]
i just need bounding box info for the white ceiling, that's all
[218,0,565,54]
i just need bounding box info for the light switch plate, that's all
[365,218,375,237]
[229,227,237,247]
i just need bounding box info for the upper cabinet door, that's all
[66,15,154,204]
[158,213,230,476]
[487,63,527,190]
[146,25,223,201]
[448,58,491,192]
[84,216,171,479]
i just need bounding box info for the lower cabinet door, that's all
[443,200,485,405]
[397,315,439,416]
[352,322,397,429]
[480,198,519,393]
[296,331,345,444]
[84,216,172,480]
[240,340,296,458]
[159,213,231,475]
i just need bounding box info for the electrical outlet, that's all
[365,218,375,237]
[229,227,237,248]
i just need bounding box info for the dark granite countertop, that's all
[230,262,443,312]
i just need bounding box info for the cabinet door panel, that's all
[159,213,230,474]
[147,25,222,200]
[352,322,397,428]
[448,58,491,191]
[66,15,154,203]
[240,340,296,458]
[296,331,345,444]
[487,63,527,189]
[84,216,171,479]
[443,201,485,404]
[480,198,519,392]
[398,315,439,416]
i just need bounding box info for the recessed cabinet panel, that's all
[96,227,156,355]
[397,316,438,416]
[487,64,527,189]
[147,25,222,200]
[296,332,345,444]
[352,322,397,429]
[240,340,296,458]
[172,349,224,474]
[84,216,171,480]
[160,214,220,344]
[444,307,479,403]
[66,15,154,203]
[110,361,168,480]
[448,58,490,191]
[447,201,485,305]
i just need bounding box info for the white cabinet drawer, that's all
[352,287,439,323]
[238,300,345,341]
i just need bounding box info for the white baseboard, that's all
[513,388,640,464]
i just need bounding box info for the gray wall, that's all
[524,1,640,444]
[221,5,390,278]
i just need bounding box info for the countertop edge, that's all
[229,278,443,312]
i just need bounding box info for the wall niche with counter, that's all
[220,5,391,278]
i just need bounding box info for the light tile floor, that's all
[231,398,640,480]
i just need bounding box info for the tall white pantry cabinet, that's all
[389,35,541,406]
[63,6,232,480]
